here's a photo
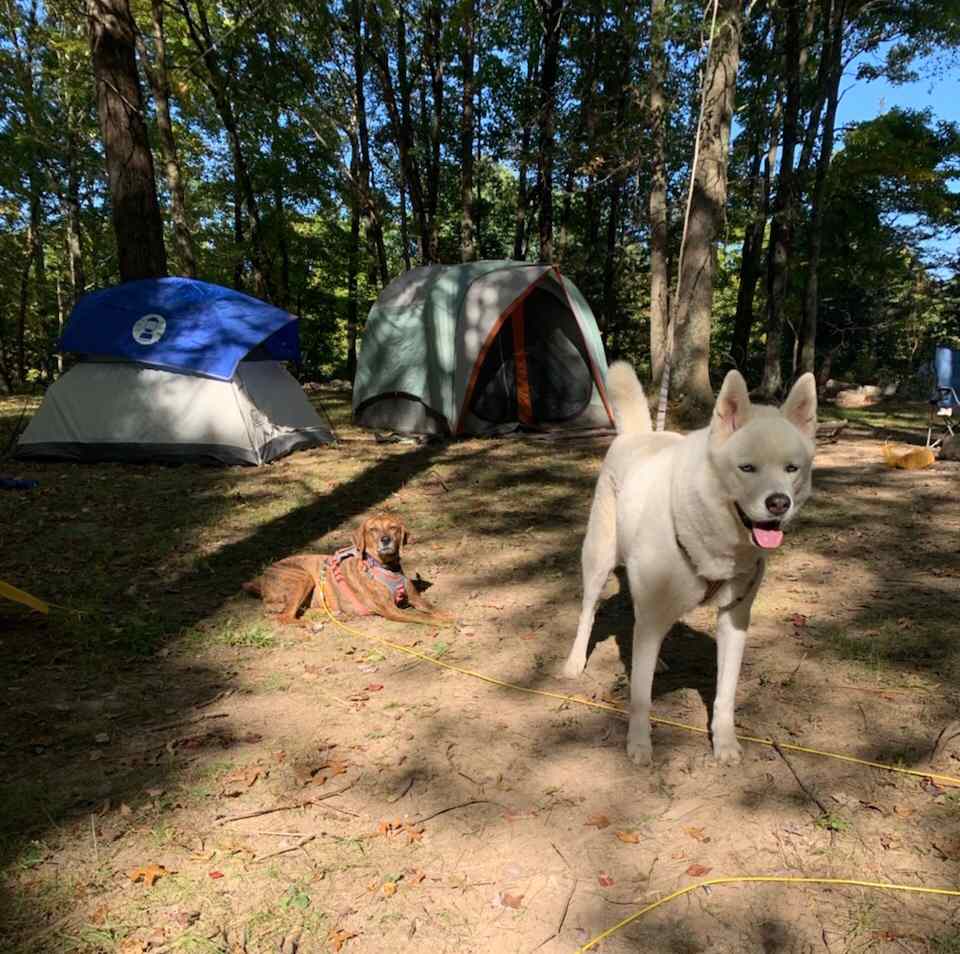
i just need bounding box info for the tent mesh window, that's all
[470,287,593,425]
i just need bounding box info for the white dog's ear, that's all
[781,373,818,441]
[711,370,751,443]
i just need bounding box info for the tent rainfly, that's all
[15,278,333,465]
[353,262,614,435]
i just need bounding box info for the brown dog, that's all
[243,513,451,625]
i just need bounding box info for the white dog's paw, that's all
[712,737,742,766]
[561,656,586,680]
[626,734,653,766]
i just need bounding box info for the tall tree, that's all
[670,0,743,420]
[459,0,477,262]
[759,0,802,398]
[648,0,669,386]
[86,0,167,281]
[535,0,565,263]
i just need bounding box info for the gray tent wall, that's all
[15,360,332,465]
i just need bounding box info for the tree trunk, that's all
[800,0,845,375]
[671,0,743,422]
[730,134,767,368]
[513,36,539,261]
[266,26,290,308]
[536,0,565,264]
[400,177,411,271]
[602,183,621,353]
[424,0,444,262]
[233,180,245,290]
[179,0,270,298]
[648,0,669,388]
[17,199,39,383]
[351,0,389,286]
[459,0,477,262]
[368,0,429,263]
[139,0,196,277]
[86,0,167,281]
[759,0,802,399]
[347,134,362,380]
[64,125,86,304]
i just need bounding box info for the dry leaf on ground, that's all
[584,813,610,829]
[615,830,641,844]
[328,929,358,951]
[686,864,712,877]
[598,872,615,887]
[128,864,171,887]
[683,826,710,843]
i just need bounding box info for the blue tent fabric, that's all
[933,346,960,409]
[59,278,299,381]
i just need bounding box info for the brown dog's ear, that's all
[352,520,367,555]
[400,523,410,546]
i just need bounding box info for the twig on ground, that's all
[90,814,99,867]
[387,775,415,803]
[772,740,829,816]
[413,799,504,825]
[255,834,317,863]
[144,712,229,733]
[216,778,359,825]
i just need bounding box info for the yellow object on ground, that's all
[883,444,935,470]
[0,580,49,614]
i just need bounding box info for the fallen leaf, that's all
[615,830,641,844]
[128,864,170,887]
[382,881,397,897]
[118,939,147,954]
[585,813,610,829]
[686,864,712,877]
[683,826,711,843]
[893,805,915,818]
[496,892,523,909]
[208,871,224,879]
[598,872,615,887]
[366,683,384,692]
[790,614,808,628]
[221,765,264,797]
[328,928,358,951]
[405,868,426,884]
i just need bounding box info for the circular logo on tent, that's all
[132,313,167,345]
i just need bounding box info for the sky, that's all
[834,47,960,268]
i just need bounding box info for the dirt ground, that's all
[1,390,960,954]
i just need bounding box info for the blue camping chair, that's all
[927,345,960,448]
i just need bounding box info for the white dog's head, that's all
[708,371,817,550]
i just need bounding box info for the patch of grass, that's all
[813,618,953,672]
[932,934,960,954]
[815,813,850,833]
[185,618,275,649]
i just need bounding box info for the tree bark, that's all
[179,0,270,298]
[424,0,444,262]
[347,133,362,380]
[459,0,477,262]
[350,0,389,285]
[648,0,669,388]
[760,0,802,399]
[800,0,845,375]
[671,0,743,422]
[536,0,565,264]
[138,0,196,277]
[513,36,539,261]
[86,0,167,281]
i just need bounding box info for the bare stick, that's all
[413,799,503,826]
[145,712,229,733]
[772,740,829,816]
[255,834,317,863]
[388,775,416,804]
[217,779,359,826]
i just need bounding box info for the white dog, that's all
[563,362,817,765]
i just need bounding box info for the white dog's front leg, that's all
[626,619,670,766]
[712,592,756,765]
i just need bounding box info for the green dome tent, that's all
[353,261,614,435]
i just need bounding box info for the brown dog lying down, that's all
[243,513,452,625]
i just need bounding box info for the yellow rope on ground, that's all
[574,876,960,953]
[318,593,960,789]
[318,583,960,950]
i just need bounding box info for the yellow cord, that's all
[317,593,960,789]
[316,589,960,948]
[575,876,960,952]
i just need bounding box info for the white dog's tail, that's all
[605,361,652,435]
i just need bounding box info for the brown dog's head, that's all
[352,513,409,566]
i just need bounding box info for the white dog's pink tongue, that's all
[752,526,784,549]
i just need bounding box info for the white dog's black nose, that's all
[765,493,791,516]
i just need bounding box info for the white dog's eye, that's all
[738,464,756,473]
[785,464,798,473]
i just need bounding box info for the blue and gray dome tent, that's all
[353,262,614,435]
[15,278,333,465]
